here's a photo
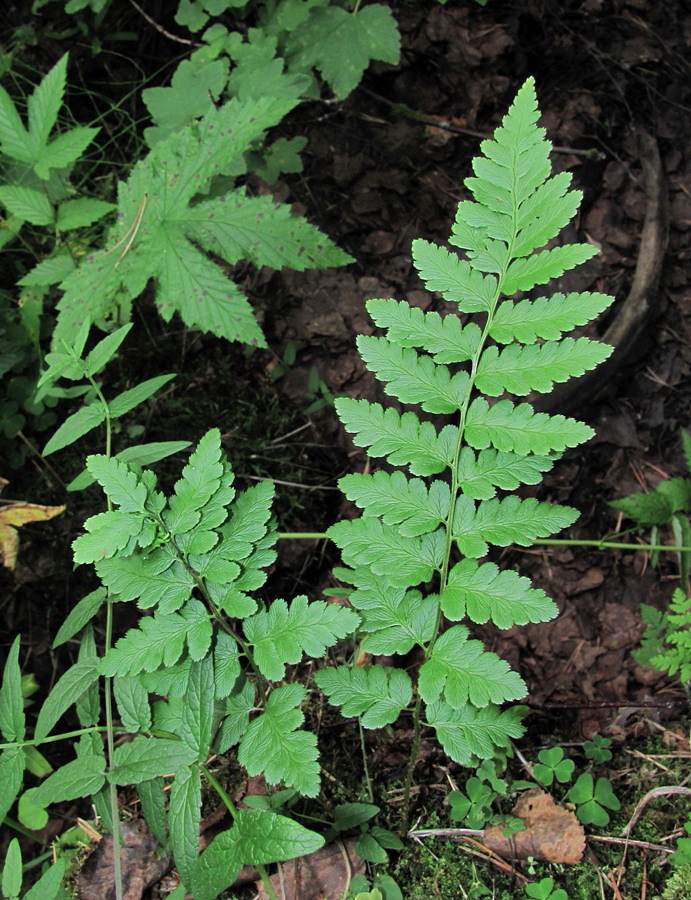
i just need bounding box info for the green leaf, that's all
[95,553,193,613]
[170,765,201,886]
[455,448,555,501]
[411,240,496,313]
[27,53,66,150]
[100,598,212,675]
[110,736,197,784]
[335,398,456,476]
[34,126,99,179]
[87,454,150,513]
[503,244,597,295]
[315,665,412,729]
[333,802,380,831]
[73,509,152,565]
[181,655,215,760]
[339,471,449,537]
[18,252,76,287]
[164,428,224,534]
[34,659,100,740]
[17,788,48,831]
[245,596,359,680]
[356,832,388,864]
[142,58,228,140]
[113,674,152,732]
[426,700,525,766]
[610,485,683,526]
[22,859,66,900]
[237,684,320,796]
[52,588,105,647]
[490,292,614,344]
[287,4,400,99]
[34,753,106,805]
[0,636,25,742]
[108,374,176,419]
[0,83,30,161]
[442,559,557,628]
[193,810,324,900]
[466,398,594,456]
[0,750,25,825]
[138,777,168,846]
[217,677,255,753]
[56,197,115,230]
[2,839,22,900]
[419,626,526,708]
[0,186,53,225]
[43,402,106,456]
[214,632,240,700]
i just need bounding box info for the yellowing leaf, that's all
[0,498,65,570]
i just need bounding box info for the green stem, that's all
[0,726,108,750]
[201,766,278,900]
[359,718,374,803]
[278,532,328,540]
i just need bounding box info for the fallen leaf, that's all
[256,838,366,899]
[0,497,65,570]
[484,788,585,864]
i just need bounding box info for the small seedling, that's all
[583,734,612,764]
[568,773,620,826]
[524,876,568,900]
[532,747,575,786]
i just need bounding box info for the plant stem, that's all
[0,725,109,750]
[358,718,374,803]
[201,766,279,900]
[278,532,328,540]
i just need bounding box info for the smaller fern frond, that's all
[314,665,413,729]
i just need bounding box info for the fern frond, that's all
[334,398,457,476]
[244,596,359,681]
[315,665,413,729]
[466,398,594,455]
[339,471,450,537]
[367,298,482,363]
[419,626,526,708]
[96,551,193,613]
[411,240,496,313]
[456,448,555,500]
[426,700,525,766]
[490,291,615,344]
[502,244,597,294]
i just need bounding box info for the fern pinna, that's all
[320,78,614,792]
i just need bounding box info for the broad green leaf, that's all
[142,58,228,141]
[34,753,106,805]
[87,454,149,513]
[466,398,594,456]
[0,186,53,225]
[22,859,66,900]
[455,448,555,501]
[34,659,99,740]
[357,336,469,413]
[237,684,319,796]
[110,736,197,784]
[17,788,48,831]
[442,559,557,628]
[490,292,614,344]
[43,402,106,456]
[419,626,526,708]
[52,587,105,647]
[0,750,25,824]
[56,197,115,231]
[18,252,76,287]
[426,700,525,766]
[138,777,168,845]
[100,598,212,675]
[339,471,449,537]
[113,674,152,732]
[72,509,152,565]
[95,553,193,613]
[213,632,241,699]
[315,665,412,729]
[333,802,380,831]
[181,655,215,760]
[245,595,359,680]
[0,636,25,742]
[335,398,456,476]
[2,839,22,900]
[170,765,201,885]
[193,810,324,900]
[287,4,400,99]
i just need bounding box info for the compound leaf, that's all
[426,700,525,766]
[339,471,449,537]
[315,665,412,729]
[490,292,614,344]
[466,398,594,455]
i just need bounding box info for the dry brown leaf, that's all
[255,838,366,900]
[0,496,65,570]
[484,788,585,864]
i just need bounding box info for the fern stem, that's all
[201,766,279,900]
[534,539,691,552]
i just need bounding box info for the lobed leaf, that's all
[490,291,614,345]
[455,447,555,500]
[412,239,497,313]
[110,736,197,784]
[339,470,450,537]
[426,700,525,766]
[503,244,597,295]
[466,398,593,455]
[315,665,412,729]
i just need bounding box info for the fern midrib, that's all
[427,160,521,657]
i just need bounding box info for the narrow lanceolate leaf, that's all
[419,626,526,708]
[315,665,412,729]
[165,428,224,534]
[193,811,324,900]
[3,839,22,900]
[22,859,66,900]
[357,336,468,413]
[335,398,456,476]
[455,448,555,501]
[52,588,105,647]
[34,754,106,806]
[476,338,612,396]
[452,495,578,557]
[100,599,212,676]
[0,636,25,742]
[329,518,436,589]
[108,374,176,419]
[34,659,100,741]
[110,736,197,784]
[237,684,319,797]
[366,298,483,363]
[137,778,168,846]
[0,82,30,161]
[43,402,106,456]
[180,656,215,760]
[426,701,525,766]
[490,292,614,344]
[170,765,201,887]
[244,596,359,681]
[442,559,557,629]
[27,53,66,150]
[339,471,450,537]
[465,398,594,455]
[0,750,25,823]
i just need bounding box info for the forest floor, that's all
[3,0,691,897]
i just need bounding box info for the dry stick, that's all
[587,834,673,854]
[125,0,203,46]
[622,785,691,837]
